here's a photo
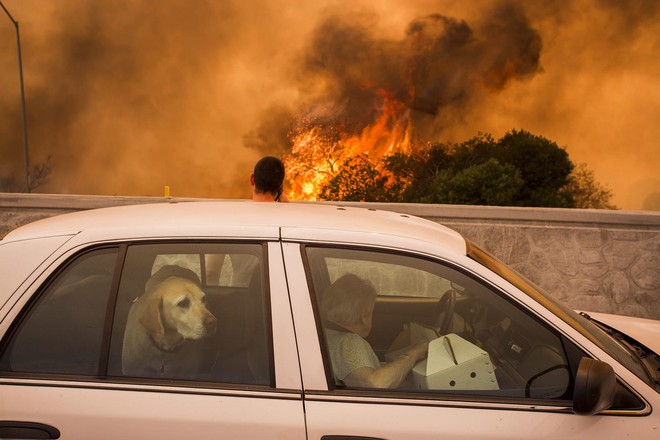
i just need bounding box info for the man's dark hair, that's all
[254,156,285,196]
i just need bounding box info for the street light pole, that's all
[1,1,30,193]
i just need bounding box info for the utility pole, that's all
[1,1,30,192]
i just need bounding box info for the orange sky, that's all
[1,0,658,210]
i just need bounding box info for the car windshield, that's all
[467,241,657,391]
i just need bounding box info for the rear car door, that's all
[281,240,656,440]
[0,239,305,439]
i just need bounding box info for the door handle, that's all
[0,421,60,439]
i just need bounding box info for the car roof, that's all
[2,201,467,254]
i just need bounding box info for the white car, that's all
[0,201,657,439]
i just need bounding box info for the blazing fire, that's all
[284,89,415,201]
[280,7,547,201]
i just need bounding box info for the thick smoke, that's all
[1,0,658,208]
[287,1,542,142]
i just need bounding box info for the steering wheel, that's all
[433,289,456,335]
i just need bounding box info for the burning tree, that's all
[283,89,415,201]
[283,121,347,201]
[317,154,405,202]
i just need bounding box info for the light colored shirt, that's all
[325,328,380,381]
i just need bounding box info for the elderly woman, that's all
[321,273,429,389]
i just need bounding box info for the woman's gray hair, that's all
[321,273,377,325]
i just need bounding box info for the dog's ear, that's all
[139,292,165,346]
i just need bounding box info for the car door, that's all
[280,240,656,440]
[0,240,306,439]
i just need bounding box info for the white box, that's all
[413,333,499,390]
[385,323,499,391]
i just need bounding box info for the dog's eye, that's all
[177,298,191,309]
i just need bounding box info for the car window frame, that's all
[0,239,277,391]
[300,243,580,407]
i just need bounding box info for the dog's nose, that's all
[205,313,218,334]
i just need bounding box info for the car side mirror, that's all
[572,357,616,415]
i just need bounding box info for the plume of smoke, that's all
[253,0,542,148]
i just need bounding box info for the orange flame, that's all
[284,89,414,201]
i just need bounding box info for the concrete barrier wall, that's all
[2,193,658,320]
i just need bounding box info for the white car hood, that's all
[585,311,660,355]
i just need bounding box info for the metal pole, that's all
[1,1,30,192]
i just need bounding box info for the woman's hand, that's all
[405,338,430,363]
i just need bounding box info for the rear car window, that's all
[0,242,273,387]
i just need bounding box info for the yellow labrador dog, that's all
[122,265,217,378]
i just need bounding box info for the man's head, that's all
[251,156,285,201]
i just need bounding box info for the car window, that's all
[0,247,117,375]
[0,242,272,387]
[305,246,572,401]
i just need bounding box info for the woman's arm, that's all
[343,339,429,389]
